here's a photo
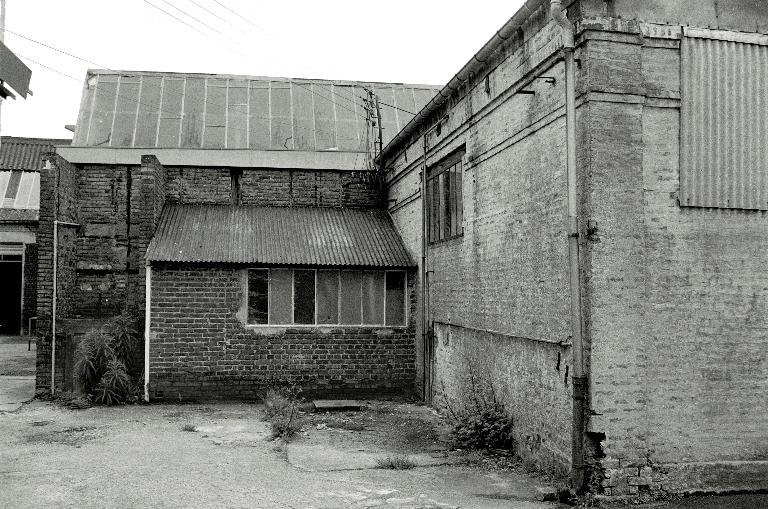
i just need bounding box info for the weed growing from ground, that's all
[442,361,515,451]
[74,312,143,405]
[375,454,417,470]
[261,385,304,441]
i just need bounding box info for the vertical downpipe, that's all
[552,0,587,492]
[51,159,59,396]
[144,263,151,402]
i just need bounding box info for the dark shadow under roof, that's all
[146,204,415,267]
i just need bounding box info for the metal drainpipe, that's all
[144,263,151,402]
[51,218,80,396]
[551,0,587,492]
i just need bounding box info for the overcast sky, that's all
[1,0,527,140]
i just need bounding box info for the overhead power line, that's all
[16,53,80,81]
[145,0,210,38]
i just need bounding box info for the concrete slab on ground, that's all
[0,335,36,412]
[313,399,366,411]
[287,442,464,471]
[0,376,35,412]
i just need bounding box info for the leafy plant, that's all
[261,385,304,441]
[74,312,141,405]
[443,360,515,451]
[450,407,514,450]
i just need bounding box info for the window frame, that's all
[245,267,408,328]
[427,149,464,244]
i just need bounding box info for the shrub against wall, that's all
[75,312,143,405]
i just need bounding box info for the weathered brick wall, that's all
[239,168,381,208]
[580,20,768,495]
[385,9,574,477]
[23,242,37,329]
[35,156,382,393]
[148,265,416,400]
[36,153,80,391]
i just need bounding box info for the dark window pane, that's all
[362,271,384,325]
[317,270,339,324]
[294,269,315,324]
[455,162,463,234]
[5,171,21,199]
[340,271,362,324]
[441,171,452,238]
[432,176,441,241]
[247,269,268,324]
[385,272,406,326]
[269,269,293,324]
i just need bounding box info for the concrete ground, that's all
[0,335,36,412]
[0,401,559,509]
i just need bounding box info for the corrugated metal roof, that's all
[681,31,768,210]
[0,136,71,170]
[73,70,440,151]
[146,204,415,267]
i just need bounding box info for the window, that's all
[246,268,407,326]
[427,149,464,243]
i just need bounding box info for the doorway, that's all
[0,254,22,335]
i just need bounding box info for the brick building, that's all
[0,137,69,335]
[36,70,439,399]
[380,0,768,497]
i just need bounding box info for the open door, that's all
[0,253,23,335]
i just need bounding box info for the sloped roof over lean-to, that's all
[146,204,415,267]
[73,70,441,152]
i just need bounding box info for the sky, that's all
[0,0,527,140]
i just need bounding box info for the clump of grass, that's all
[376,454,417,470]
[181,423,197,432]
[443,361,514,451]
[261,385,304,441]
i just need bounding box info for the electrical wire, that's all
[15,53,81,82]
[185,0,242,31]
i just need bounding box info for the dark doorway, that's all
[0,257,22,335]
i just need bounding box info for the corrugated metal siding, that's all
[681,33,768,210]
[146,204,415,267]
[0,137,70,170]
[73,71,440,151]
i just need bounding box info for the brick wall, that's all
[23,242,37,329]
[239,168,381,208]
[383,6,768,497]
[36,153,80,391]
[148,265,416,400]
[35,155,383,393]
[385,10,574,477]
[580,21,768,496]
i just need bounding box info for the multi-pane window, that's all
[427,150,464,243]
[247,268,407,326]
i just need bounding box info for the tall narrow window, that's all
[385,272,406,326]
[247,269,268,324]
[293,269,315,324]
[427,148,464,243]
[317,270,339,324]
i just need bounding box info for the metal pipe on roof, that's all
[551,0,587,493]
[379,0,548,160]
